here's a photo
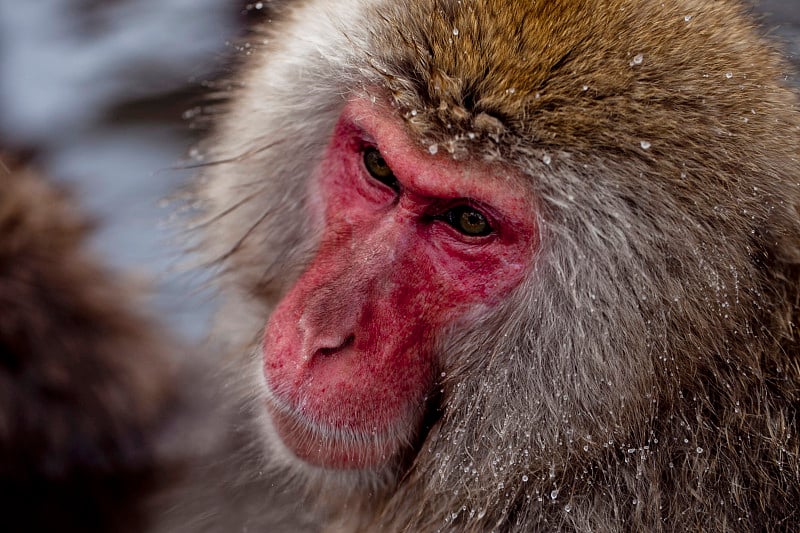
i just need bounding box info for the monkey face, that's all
[261,97,537,469]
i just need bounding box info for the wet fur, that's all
[160,0,800,530]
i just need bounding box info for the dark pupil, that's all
[447,205,491,236]
[363,147,398,189]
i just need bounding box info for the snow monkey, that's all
[150,0,800,530]
[5,0,800,531]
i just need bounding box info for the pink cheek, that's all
[413,229,532,305]
[262,303,302,391]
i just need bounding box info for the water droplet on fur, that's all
[542,154,552,165]
[452,28,459,36]
[188,147,203,161]
[640,140,651,150]
[428,144,439,155]
[550,489,559,500]
[631,53,644,66]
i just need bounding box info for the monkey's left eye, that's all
[363,147,400,191]
[442,205,493,237]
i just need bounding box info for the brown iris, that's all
[363,147,399,191]
[444,205,492,236]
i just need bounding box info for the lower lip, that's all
[266,400,397,470]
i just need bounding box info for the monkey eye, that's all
[363,147,400,191]
[441,205,493,237]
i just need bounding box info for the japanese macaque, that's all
[168,0,797,530]
[0,153,174,532]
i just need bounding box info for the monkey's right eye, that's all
[363,147,400,191]
[442,205,493,237]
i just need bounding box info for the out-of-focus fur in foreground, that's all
[0,153,174,532]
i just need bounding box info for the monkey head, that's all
[195,0,800,528]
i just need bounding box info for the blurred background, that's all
[0,0,797,342]
[0,0,273,340]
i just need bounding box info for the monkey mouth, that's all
[264,393,408,470]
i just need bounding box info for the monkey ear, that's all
[0,151,175,533]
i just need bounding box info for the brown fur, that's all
[367,2,800,529]
[0,153,174,532]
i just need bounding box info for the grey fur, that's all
[155,0,800,530]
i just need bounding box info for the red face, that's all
[262,97,537,469]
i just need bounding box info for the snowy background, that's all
[0,0,797,341]
[0,0,253,340]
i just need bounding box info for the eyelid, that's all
[431,199,496,222]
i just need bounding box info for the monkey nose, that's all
[297,309,359,361]
[312,334,355,359]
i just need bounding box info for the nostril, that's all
[315,334,355,357]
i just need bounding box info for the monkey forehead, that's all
[366,0,789,155]
[344,96,533,206]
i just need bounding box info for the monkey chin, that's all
[263,394,416,472]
